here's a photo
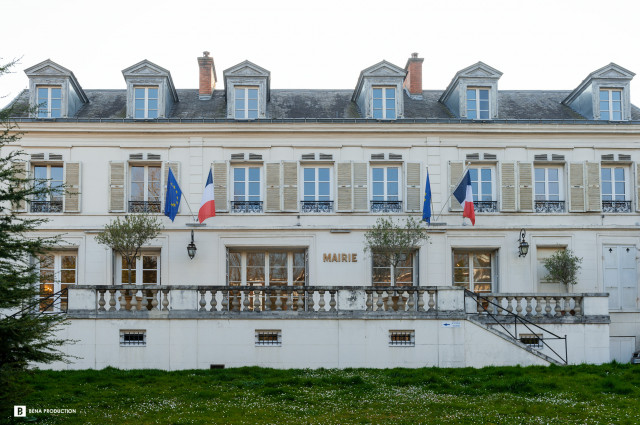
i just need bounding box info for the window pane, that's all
[482,182,491,196]
[534,168,545,180]
[148,99,158,110]
[469,168,477,181]
[373,109,383,119]
[61,255,76,269]
[612,91,621,101]
[135,88,145,99]
[50,166,63,181]
[148,88,158,99]
[372,168,383,181]
[600,111,609,120]
[467,89,476,100]
[319,182,330,196]
[612,111,622,120]
[248,168,260,181]
[234,168,245,181]
[601,168,611,181]
[247,110,258,119]
[387,168,398,181]
[387,182,398,196]
[373,253,390,268]
[148,167,161,182]
[614,168,624,181]
[304,168,315,181]
[615,182,625,195]
[474,253,491,268]
[130,182,144,201]
[143,255,158,270]
[373,268,391,285]
[249,182,260,196]
[600,90,609,101]
[304,182,315,196]
[373,182,384,196]
[131,166,144,181]
[467,109,476,120]
[373,88,382,98]
[235,88,245,100]
[548,168,558,180]
[318,168,330,181]
[602,182,612,195]
[248,89,258,99]
[386,109,395,119]
[454,253,469,268]
[234,182,245,196]
[142,270,157,284]
[229,252,241,267]
[479,90,489,100]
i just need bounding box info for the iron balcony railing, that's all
[129,201,161,213]
[301,201,334,213]
[370,200,402,213]
[535,200,565,213]
[231,201,263,213]
[30,200,63,213]
[474,201,498,212]
[602,200,632,213]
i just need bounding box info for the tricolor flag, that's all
[453,171,475,225]
[198,169,215,223]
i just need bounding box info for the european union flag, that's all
[422,170,431,225]
[164,168,181,222]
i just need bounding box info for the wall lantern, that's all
[518,229,529,258]
[187,230,197,260]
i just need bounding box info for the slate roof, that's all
[5,88,640,121]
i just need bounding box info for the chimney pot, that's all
[411,52,418,58]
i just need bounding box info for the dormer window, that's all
[372,87,396,119]
[234,87,258,119]
[134,87,159,119]
[37,86,62,118]
[599,89,622,121]
[466,88,490,119]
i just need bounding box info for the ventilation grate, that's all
[301,153,316,160]
[30,153,46,161]
[147,153,161,161]
[466,153,480,160]
[483,153,497,160]
[371,153,385,160]
[318,153,333,161]
[129,153,144,160]
[551,154,565,161]
[388,153,403,161]
[534,154,548,161]
[618,154,631,161]
[230,153,245,160]
[48,154,63,161]
[248,153,263,161]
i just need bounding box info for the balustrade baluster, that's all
[329,290,337,312]
[386,290,394,312]
[286,290,293,311]
[544,297,552,317]
[275,290,283,311]
[129,289,138,312]
[564,296,571,316]
[515,296,523,316]
[535,297,542,317]
[407,290,415,311]
[417,290,425,312]
[366,290,373,311]
[506,296,514,315]
[199,290,207,312]
[232,291,240,311]
[108,289,117,311]
[525,296,533,316]
[140,291,148,310]
[554,297,561,317]
[98,290,106,312]
[222,290,229,311]
[210,290,217,312]
[161,289,169,311]
[477,295,484,314]
[254,289,262,312]
[296,289,304,311]
[574,297,582,316]
[242,289,250,311]
[307,289,314,312]
[376,290,384,312]
[318,290,326,311]
[428,290,436,312]
[151,289,159,311]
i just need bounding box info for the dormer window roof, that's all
[223,60,270,119]
[352,60,406,119]
[439,61,502,120]
[562,63,635,121]
[122,60,178,119]
[24,59,88,118]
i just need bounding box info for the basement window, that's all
[389,330,415,346]
[255,330,282,346]
[519,333,543,349]
[120,330,146,346]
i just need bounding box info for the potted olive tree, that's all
[543,249,583,289]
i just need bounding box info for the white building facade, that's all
[4,52,640,369]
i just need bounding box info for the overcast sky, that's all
[3,0,640,108]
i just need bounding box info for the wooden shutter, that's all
[585,161,601,212]
[265,162,281,212]
[213,162,228,212]
[405,162,421,212]
[353,162,368,211]
[64,161,81,213]
[636,163,640,212]
[569,162,585,212]
[12,161,28,212]
[163,161,180,213]
[336,162,352,212]
[282,161,298,212]
[449,161,464,211]
[518,162,533,212]
[108,161,126,213]
[500,162,516,212]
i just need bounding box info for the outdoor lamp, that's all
[187,230,197,260]
[518,229,529,258]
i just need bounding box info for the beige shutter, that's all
[518,162,533,212]
[569,162,585,212]
[265,162,281,212]
[12,161,28,212]
[336,162,353,212]
[500,162,516,212]
[449,161,464,211]
[585,161,601,212]
[353,162,368,211]
[108,161,126,213]
[636,163,640,213]
[405,162,422,212]
[213,161,228,212]
[282,161,298,212]
[163,161,180,213]
[64,161,81,213]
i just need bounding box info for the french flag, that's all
[453,171,475,225]
[198,169,215,223]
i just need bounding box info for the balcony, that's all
[535,200,565,213]
[30,200,63,213]
[301,201,334,213]
[474,201,497,213]
[370,200,402,213]
[602,200,631,213]
[231,201,263,213]
[129,201,161,213]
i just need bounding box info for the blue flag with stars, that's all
[422,170,431,225]
[164,168,181,222]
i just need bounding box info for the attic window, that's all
[599,89,622,121]
[37,86,62,118]
[134,87,159,119]
[234,87,258,119]
[467,88,490,119]
[372,87,396,119]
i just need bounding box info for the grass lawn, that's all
[6,363,640,424]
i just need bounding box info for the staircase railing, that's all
[4,287,69,319]
[464,289,568,365]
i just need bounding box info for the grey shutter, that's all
[518,162,533,212]
[500,162,516,212]
[163,161,180,213]
[636,163,640,212]
[405,162,421,212]
[213,161,228,212]
[569,162,585,212]
[336,162,352,212]
[265,162,281,212]
[12,161,28,212]
[585,161,601,212]
[64,161,81,213]
[449,161,464,211]
[108,161,126,213]
[282,161,298,212]
[353,162,368,211]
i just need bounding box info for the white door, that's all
[610,336,636,363]
[604,246,637,310]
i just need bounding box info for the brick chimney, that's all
[404,52,424,98]
[198,51,216,100]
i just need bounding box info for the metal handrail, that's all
[464,289,568,364]
[5,287,69,319]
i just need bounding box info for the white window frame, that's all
[37,251,77,312]
[599,88,623,121]
[232,166,262,202]
[301,166,332,201]
[534,166,564,201]
[601,166,630,201]
[371,166,401,202]
[129,164,162,207]
[32,164,64,203]
[372,86,396,119]
[228,250,306,287]
[134,86,159,119]
[466,87,490,120]
[36,86,62,118]
[116,251,160,285]
[469,167,496,201]
[453,250,496,293]
[372,252,417,286]
[234,86,259,119]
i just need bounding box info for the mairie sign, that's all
[323,253,358,263]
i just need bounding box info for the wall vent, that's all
[388,153,403,161]
[483,153,497,160]
[301,153,316,160]
[129,153,144,160]
[371,153,385,160]
[318,153,333,161]
[248,153,263,161]
[600,154,614,161]
[551,154,565,161]
[618,154,631,161]
[147,153,161,161]
[48,154,63,161]
[230,153,245,160]
[534,154,548,161]
[30,153,46,161]
[465,153,480,160]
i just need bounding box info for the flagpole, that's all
[434,162,472,222]
[180,192,197,223]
